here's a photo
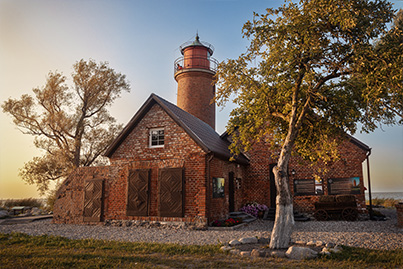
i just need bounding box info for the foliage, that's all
[1,233,402,268]
[2,59,130,195]
[239,202,268,217]
[368,198,400,208]
[211,218,243,227]
[2,198,43,209]
[215,0,399,248]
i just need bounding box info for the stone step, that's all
[229,211,257,223]
[263,208,310,221]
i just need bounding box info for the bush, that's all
[211,218,242,227]
[2,198,43,209]
[239,202,268,217]
[367,198,400,208]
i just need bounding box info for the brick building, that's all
[53,35,370,225]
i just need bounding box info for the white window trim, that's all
[149,128,164,148]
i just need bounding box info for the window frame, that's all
[149,128,165,148]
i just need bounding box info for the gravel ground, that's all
[0,208,402,250]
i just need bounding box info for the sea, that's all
[365,192,403,201]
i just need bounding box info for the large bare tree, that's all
[2,59,130,195]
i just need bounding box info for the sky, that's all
[1,0,402,199]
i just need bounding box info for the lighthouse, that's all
[174,34,218,129]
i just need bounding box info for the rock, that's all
[320,248,331,255]
[220,246,232,252]
[251,249,265,257]
[316,241,324,247]
[258,237,269,244]
[0,210,9,218]
[271,250,286,258]
[240,251,251,256]
[331,246,342,253]
[285,246,318,260]
[326,242,335,248]
[229,239,241,246]
[229,249,240,255]
[306,241,316,246]
[239,237,258,244]
[295,240,305,245]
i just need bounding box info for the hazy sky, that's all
[1,0,402,199]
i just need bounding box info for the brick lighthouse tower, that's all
[174,34,218,129]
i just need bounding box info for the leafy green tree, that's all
[2,59,130,195]
[215,0,399,249]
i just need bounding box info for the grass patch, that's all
[0,233,402,268]
[368,198,400,208]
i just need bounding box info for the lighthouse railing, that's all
[174,56,218,74]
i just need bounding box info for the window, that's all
[150,128,164,148]
[328,177,360,195]
[212,177,225,198]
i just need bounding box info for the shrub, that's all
[367,198,400,208]
[211,218,242,227]
[239,202,268,217]
[3,198,43,209]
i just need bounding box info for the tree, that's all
[2,59,130,195]
[215,0,399,249]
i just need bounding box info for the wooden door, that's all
[159,168,184,217]
[229,172,235,212]
[83,179,104,222]
[127,169,150,216]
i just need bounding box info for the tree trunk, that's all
[269,164,294,249]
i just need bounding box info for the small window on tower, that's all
[149,128,164,148]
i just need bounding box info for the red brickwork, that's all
[54,103,243,225]
[245,136,368,213]
[175,70,215,129]
[208,157,246,221]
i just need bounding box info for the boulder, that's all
[285,246,318,260]
[229,239,241,246]
[220,246,232,252]
[229,249,240,255]
[251,249,266,257]
[316,241,324,247]
[258,237,270,244]
[240,251,251,256]
[239,237,258,244]
[0,210,9,218]
[326,242,335,248]
[306,241,316,246]
[271,250,287,258]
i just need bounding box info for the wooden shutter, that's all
[83,179,104,222]
[159,168,184,217]
[127,169,150,216]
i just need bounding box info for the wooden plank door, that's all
[229,172,235,212]
[127,169,150,216]
[159,168,184,217]
[83,179,104,222]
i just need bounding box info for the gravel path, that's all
[0,209,402,250]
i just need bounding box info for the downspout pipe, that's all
[206,152,214,225]
[366,149,373,220]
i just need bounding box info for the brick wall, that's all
[175,70,215,129]
[208,157,246,222]
[245,136,368,213]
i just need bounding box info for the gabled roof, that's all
[105,94,249,164]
